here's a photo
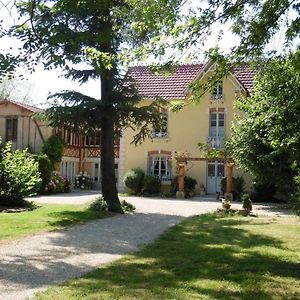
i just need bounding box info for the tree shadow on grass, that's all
[54,214,300,300]
[46,209,113,227]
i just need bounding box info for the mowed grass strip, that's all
[0,204,112,242]
[36,214,300,300]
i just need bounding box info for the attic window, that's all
[211,81,223,100]
[153,109,168,138]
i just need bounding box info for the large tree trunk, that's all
[100,113,122,213]
[98,5,122,213]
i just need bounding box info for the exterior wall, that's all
[121,71,252,193]
[0,102,52,152]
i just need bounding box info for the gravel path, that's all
[0,194,293,300]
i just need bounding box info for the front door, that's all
[207,161,225,194]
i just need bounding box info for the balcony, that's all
[210,93,223,100]
[207,136,225,148]
[152,131,168,139]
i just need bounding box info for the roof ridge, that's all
[0,99,42,112]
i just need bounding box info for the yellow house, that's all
[119,61,256,194]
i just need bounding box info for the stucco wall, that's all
[121,71,252,193]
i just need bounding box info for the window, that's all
[208,112,225,148]
[211,81,223,99]
[63,129,80,146]
[85,133,101,147]
[153,110,168,138]
[6,118,18,142]
[148,155,172,180]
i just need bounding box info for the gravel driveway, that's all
[0,193,293,299]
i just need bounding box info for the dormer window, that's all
[211,80,223,100]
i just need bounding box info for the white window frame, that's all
[148,155,172,181]
[152,110,168,138]
[211,80,223,100]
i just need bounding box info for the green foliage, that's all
[88,197,108,212]
[120,200,136,213]
[88,197,135,213]
[42,136,64,167]
[0,142,41,203]
[220,177,227,195]
[251,181,276,202]
[32,153,53,193]
[220,176,245,200]
[124,169,145,195]
[233,176,245,201]
[171,175,197,196]
[228,51,300,202]
[44,172,70,194]
[293,175,300,216]
[242,193,253,214]
[75,172,92,190]
[142,175,161,195]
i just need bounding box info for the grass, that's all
[35,214,300,300]
[0,204,112,243]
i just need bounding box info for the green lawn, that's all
[36,214,300,300]
[0,204,112,243]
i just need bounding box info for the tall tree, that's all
[9,0,182,212]
[227,50,300,208]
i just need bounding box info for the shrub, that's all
[44,172,70,193]
[88,197,135,213]
[124,168,145,194]
[221,177,226,194]
[251,180,276,202]
[143,175,161,195]
[221,176,245,200]
[242,193,253,214]
[293,175,300,216]
[121,200,136,212]
[0,142,41,204]
[233,176,245,201]
[171,176,197,196]
[42,135,64,167]
[75,172,92,190]
[32,153,53,193]
[88,197,108,211]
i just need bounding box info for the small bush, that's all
[88,197,135,213]
[221,176,245,200]
[143,175,161,195]
[42,135,65,167]
[242,193,252,214]
[221,177,227,194]
[32,153,53,193]
[292,174,300,216]
[0,142,41,204]
[251,180,276,202]
[171,176,197,196]
[124,168,145,194]
[44,172,70,193]
[88,197,108,211]
[233,176,245,201]
[121,200,136,212]
[75,172,92,190]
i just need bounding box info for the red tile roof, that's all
[127,64,203,100]
[232,65,256,92]
[0,99,42,113]
[127,63,256,100]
